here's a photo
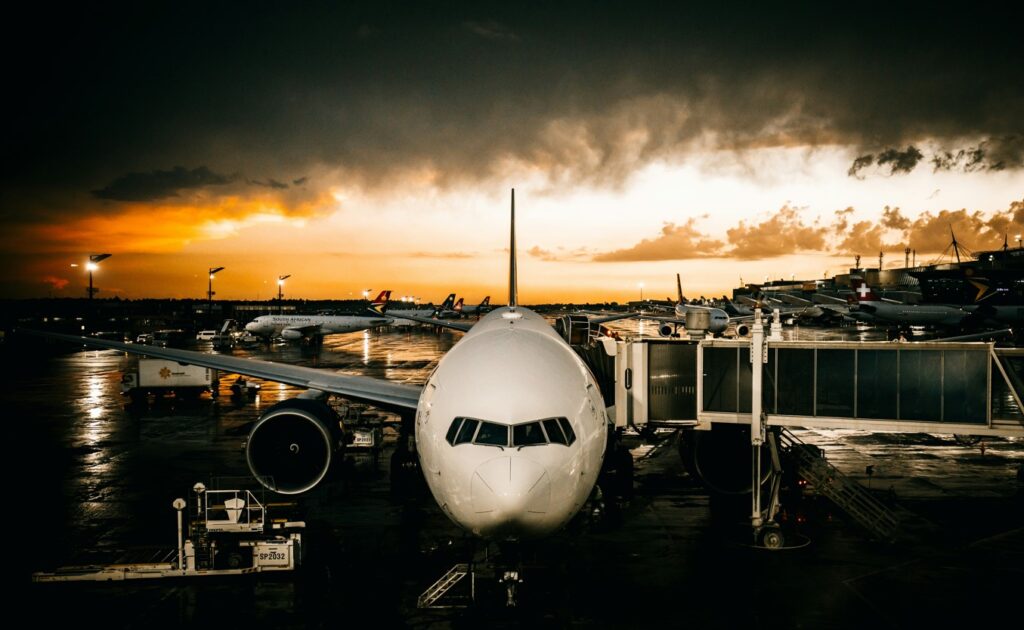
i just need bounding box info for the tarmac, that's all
[9,322,1023,628]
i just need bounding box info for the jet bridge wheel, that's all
[758,525,785,549]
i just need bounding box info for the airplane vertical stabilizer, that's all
[509,188,518,308]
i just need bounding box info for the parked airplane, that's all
[642,274,745,336]
[436,295,464,319]
[384,293,459,326]
[244,290,394,341]
[461,295,492,317]
[850,279,967,327]
[29,191,634,547]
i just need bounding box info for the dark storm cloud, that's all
[249,178,290,190]
[849,146,924,177]
[876,146,923,175]
[932,147,986,172]
[4,3,1023,220]
[847,156,875,179]
[92,166,236,201]
[463,20,519,41]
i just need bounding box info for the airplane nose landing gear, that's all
[501,569,523,607]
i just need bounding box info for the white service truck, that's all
[121,358,214,402]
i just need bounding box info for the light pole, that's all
[362,288,371,300]
[208,266,225,320]
[1018,234,1022,249]
[85,254,111,329]
[277,275,290,314]
[638,282,644,304]
[86,253,112,301]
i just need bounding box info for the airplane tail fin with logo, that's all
[439,293,455,311]
[369,290,391,314]
[454,297,464,313]
[849,277,880,302]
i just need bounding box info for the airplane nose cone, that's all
[471,456,551,524]
[245,321,258,332]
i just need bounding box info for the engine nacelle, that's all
[735,323,750,337]
[658,323,675,337]
[246,398,342,494]
[280,328,305,341]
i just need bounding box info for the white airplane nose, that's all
[471,456,551,520]
[245,321,258,332]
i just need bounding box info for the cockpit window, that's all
[446,416,575,448]
[475,421,509,447]
[557,417,577,445]
[542,418,567,445]
[513,422,546,447]
[454,418,479,445]
[445,418,463,445]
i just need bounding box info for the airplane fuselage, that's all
[674,303,730,333]
[245,314,393,339]
[415,306,608,539]
[857,301,967,327]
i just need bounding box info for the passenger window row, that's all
[444,416,576,448]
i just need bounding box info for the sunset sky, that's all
[3,3,1022,304]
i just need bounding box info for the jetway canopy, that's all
[612,338,1024,437]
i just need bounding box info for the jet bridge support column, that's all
[750,310,765,533]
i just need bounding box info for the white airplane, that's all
[642,274,742,336]
[850,278,968,327]
[244,291,394,341]
[29,190,626,543]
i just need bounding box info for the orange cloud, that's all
[41,275,70,290]
[592,218,723,261]
[726,205,828,258]
[11,191,336,255]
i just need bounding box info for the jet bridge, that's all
[603,316,1023,544]
[610,336,1024,438]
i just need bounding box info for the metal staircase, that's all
[417,563,470,608]
[778,429,900,541]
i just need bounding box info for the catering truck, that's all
[121,358,214,402]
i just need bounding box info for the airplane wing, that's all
[582,312,638,325]
[812,293,849,305]
[20,330,422,413]
[639,315,684,325]
[384,313,474,332]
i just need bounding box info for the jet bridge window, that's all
[513,422,546,447]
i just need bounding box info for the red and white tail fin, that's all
[454,297,464,313]
[849,278,880,302]
[371,290,391,312]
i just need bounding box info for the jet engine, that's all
[246,398,344,494]
[659,323,675,337]
[735,323,750,337]
[280,328,305,341]
[678,424,771,495]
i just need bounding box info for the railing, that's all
[203,489,265,532]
